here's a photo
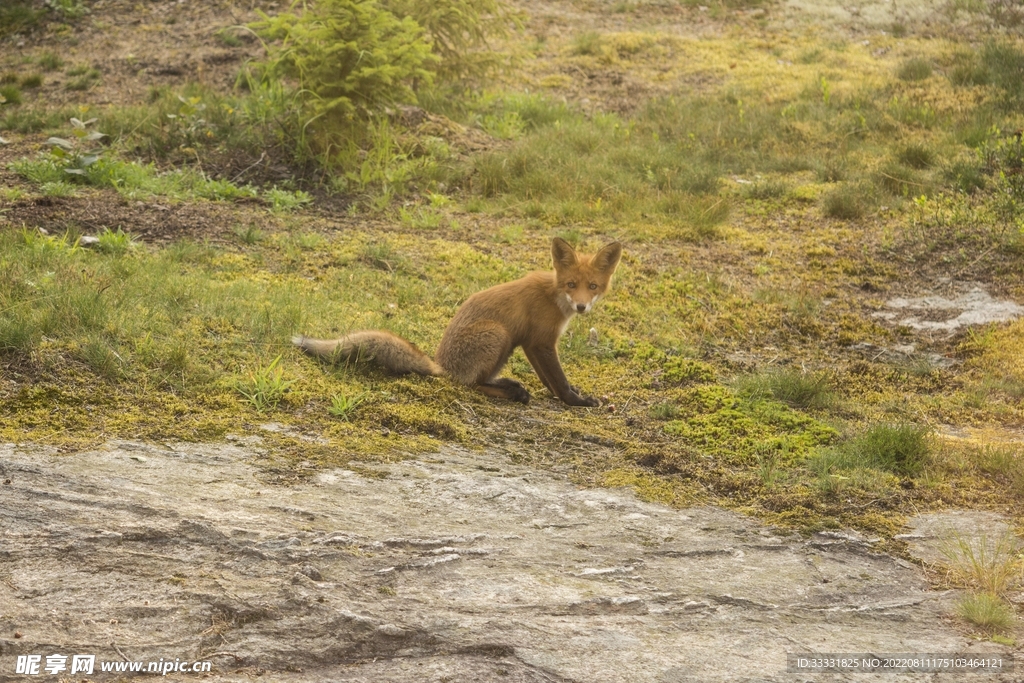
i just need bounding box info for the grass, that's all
[1,5,1024,555]
[237,355,296,412]
[957,593,1016,635]
[941,532,1022,637]
[735,368,835,410]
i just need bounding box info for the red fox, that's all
[293,237,622,406]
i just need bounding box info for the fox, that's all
[293,237,622,407]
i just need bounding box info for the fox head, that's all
[551,237,623,315]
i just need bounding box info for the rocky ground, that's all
[0,440,1016,681]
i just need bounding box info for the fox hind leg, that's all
[437,320,530,403]
[476,377,531,404]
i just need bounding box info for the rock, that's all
[0,442,1013,682]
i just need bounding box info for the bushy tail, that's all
[292,330,444,377]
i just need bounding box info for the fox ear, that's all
[551,237,578,269]
[593,242,622,273]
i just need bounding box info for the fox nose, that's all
[576,303,587,313]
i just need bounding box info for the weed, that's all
[215,28,243,47]
[897,143,935,169]
[233,224,264,245]
[845,423,931,476]
[37,51,63,71]
[743,179,788,200]
[20,74,42,89]
[896,57,933,81]
[875,162,926,197]
[755,444,783,489]
[65,68,100,91]
[0,1,45,38]
[822,183,868,219]
[649,401,679,420]
[0,85,23,106]
[95,227,134,255]
[265,187,312,212]
[399,205,444,229]
[237,355,296,412]
[957,593,1016,635]
[941,532,1023,597]
[736,368,835,410]
[39,180,76,197]
[329,391,368,420]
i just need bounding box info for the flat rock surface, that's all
[0,441,1014,681]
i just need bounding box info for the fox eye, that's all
[589,283,598,290]
[567,281,576,289]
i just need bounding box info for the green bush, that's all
[252,0,437,122]
[383,0,520,81]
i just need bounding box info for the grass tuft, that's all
[896,57,933,81]
[846,423,931,476]
[956,593,1016,635]
[237,355,296,412]
[735,368,835,410]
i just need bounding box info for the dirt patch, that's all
[1,440,1016,682]
[1,189,265,243]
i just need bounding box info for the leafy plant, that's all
[95,227,134,255]
[329,391,368,420]
[237,355,295,412]
[46,117,107,179]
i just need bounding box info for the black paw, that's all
[495,378,531,404]
[565,392,600,408]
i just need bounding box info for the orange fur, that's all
[294,238,622,406]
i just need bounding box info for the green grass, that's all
[846,423,931,476]
[957,593,1016,635]
[0,85,23,105]
[735,368,835,410]
[37,51,63,71]
[896,57,933,81]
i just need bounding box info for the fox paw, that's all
[493,378,531,404]
[565,392,600,408]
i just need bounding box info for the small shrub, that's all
[251,0,437,123]
[897,57,933,81]
[45,116,107,178]
[382,0,521,81]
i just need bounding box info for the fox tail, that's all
[292,331,444,377]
